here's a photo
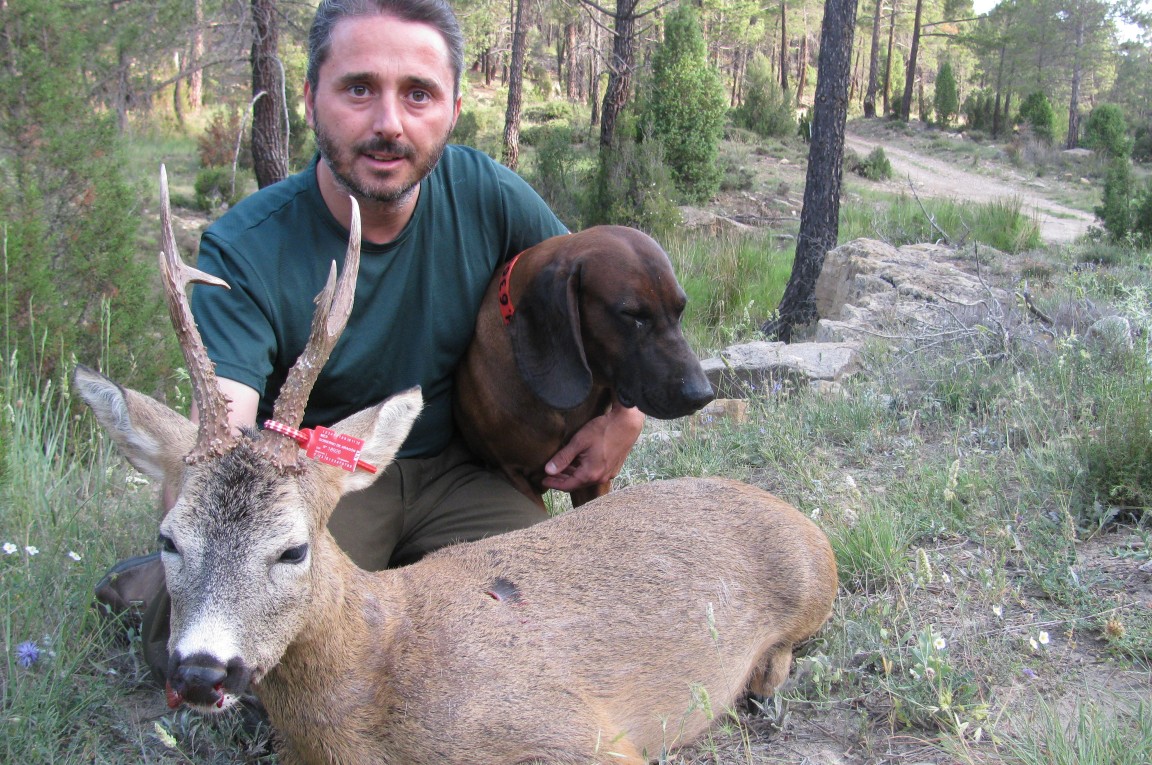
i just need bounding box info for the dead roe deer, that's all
[74,168,837,765]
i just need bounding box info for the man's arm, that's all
[540,400,645,492]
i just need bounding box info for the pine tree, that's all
[934,62,958,129]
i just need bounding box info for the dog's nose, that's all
[682,377,715,409]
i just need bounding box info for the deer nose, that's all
[168,652,252,708]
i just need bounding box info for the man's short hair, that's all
[307,0,464,97]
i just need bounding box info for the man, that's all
[100,0,645,682]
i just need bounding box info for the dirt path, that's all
[845,133,1095,244]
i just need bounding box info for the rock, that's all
[1086,315,1134,356]
[812,238,1010,342]
[701,341,860,399]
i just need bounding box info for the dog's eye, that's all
[278,544,309,564]
[621,309,650,330]
[158,534,179,555]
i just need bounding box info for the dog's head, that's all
[509,226,714,419]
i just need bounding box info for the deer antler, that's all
[158,165,237,463]
[258,198,362,472]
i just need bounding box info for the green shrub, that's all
[645,3,728,202]
[1018,91,1055,144]
[1084,104,1133,158]
[526,125,585,230]
[1095,157,1134,241]
[847,146,893,181]
[194,166,243,211]
[962,90,995,133]
[734,53,795,139]
[933,61,958,129]
[585,131,681,235]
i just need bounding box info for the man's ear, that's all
[304,80,316,130]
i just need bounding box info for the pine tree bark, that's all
[250,0,288,188]
[598,0,639,148]
[502,0,528,169]
[863,0,882,117]
[762,0,859,342]
[899,0,923,121]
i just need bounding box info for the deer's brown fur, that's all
[74,169,837,764]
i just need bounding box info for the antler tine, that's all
[158,164,237,463]
[259,197,362,471]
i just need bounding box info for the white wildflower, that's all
[993,604,1003,618]
[24,545,39,556]
[933,636,947,651]
[2,542,16,555]
[67,551,82,562]
[1038,631,1050,645]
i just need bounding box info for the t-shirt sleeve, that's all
[494,163,569,259]
[190,232,276,397]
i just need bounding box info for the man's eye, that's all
[410,90,430,103]
[349,85,369,97]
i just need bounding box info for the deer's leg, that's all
[746,642,794,699]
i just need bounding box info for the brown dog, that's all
[455,225,714,507]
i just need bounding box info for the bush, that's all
[644,3,728,203]
[1084,104,1133,159]
[962,90,995,133]
[451,110,482,147]
[1018,91,1055,144]
[526,125,584,229]
[1095,157,1134,242]
[733,53,795,139]
[585,131,681,235]
[934,61,958,129]
[194,167,243,211]
[197,107,253,169]
[847,146,893,181]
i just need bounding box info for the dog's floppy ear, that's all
[509,258,592,409]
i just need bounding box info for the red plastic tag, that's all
[304,426,365,473]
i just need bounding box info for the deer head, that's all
[74,167,422,711]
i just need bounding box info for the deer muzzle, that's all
[166,651,252,712]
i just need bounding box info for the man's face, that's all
[305,13,461,205]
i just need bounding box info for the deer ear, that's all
[335,387,423,494]
[72,365,196,483]
[508,259,592,410]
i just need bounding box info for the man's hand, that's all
[541,400,645,493]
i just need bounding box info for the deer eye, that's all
[278,544,309,564]
[158,534,178,555]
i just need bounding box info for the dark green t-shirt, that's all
[190,146,567,458]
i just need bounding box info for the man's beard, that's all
[313,112,449,204]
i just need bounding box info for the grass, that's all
[4,119,1152,764]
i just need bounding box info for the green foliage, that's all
[525,125,585,230]
[0,0,173,388]
[1083,104,1133,159]
[1018,91,1055,144]
[733,53,795,139]
[1095,157,1134,241]
[933,62,959,129]
[962,89,995,133]
[847,146,893,181]
[840,195,1040,253]
[585,132,681,235]
[1001,698,1152,765]
[645,3,728,203]
[194,167,243,212]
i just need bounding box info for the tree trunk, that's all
[1065,13,1085,149]
[863,0,882,117]
[900,0,923,121]
[883,0,898,116]
[189,0,203,111]
[502,0,528,169]
[598,0,639,149]
[763,0,859,342]
[250,0,288,188]
[779,0,788,93]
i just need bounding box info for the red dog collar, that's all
[497,250,525,325]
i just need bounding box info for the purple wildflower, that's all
[16,640,40,668]
[1021,667,1037,680]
